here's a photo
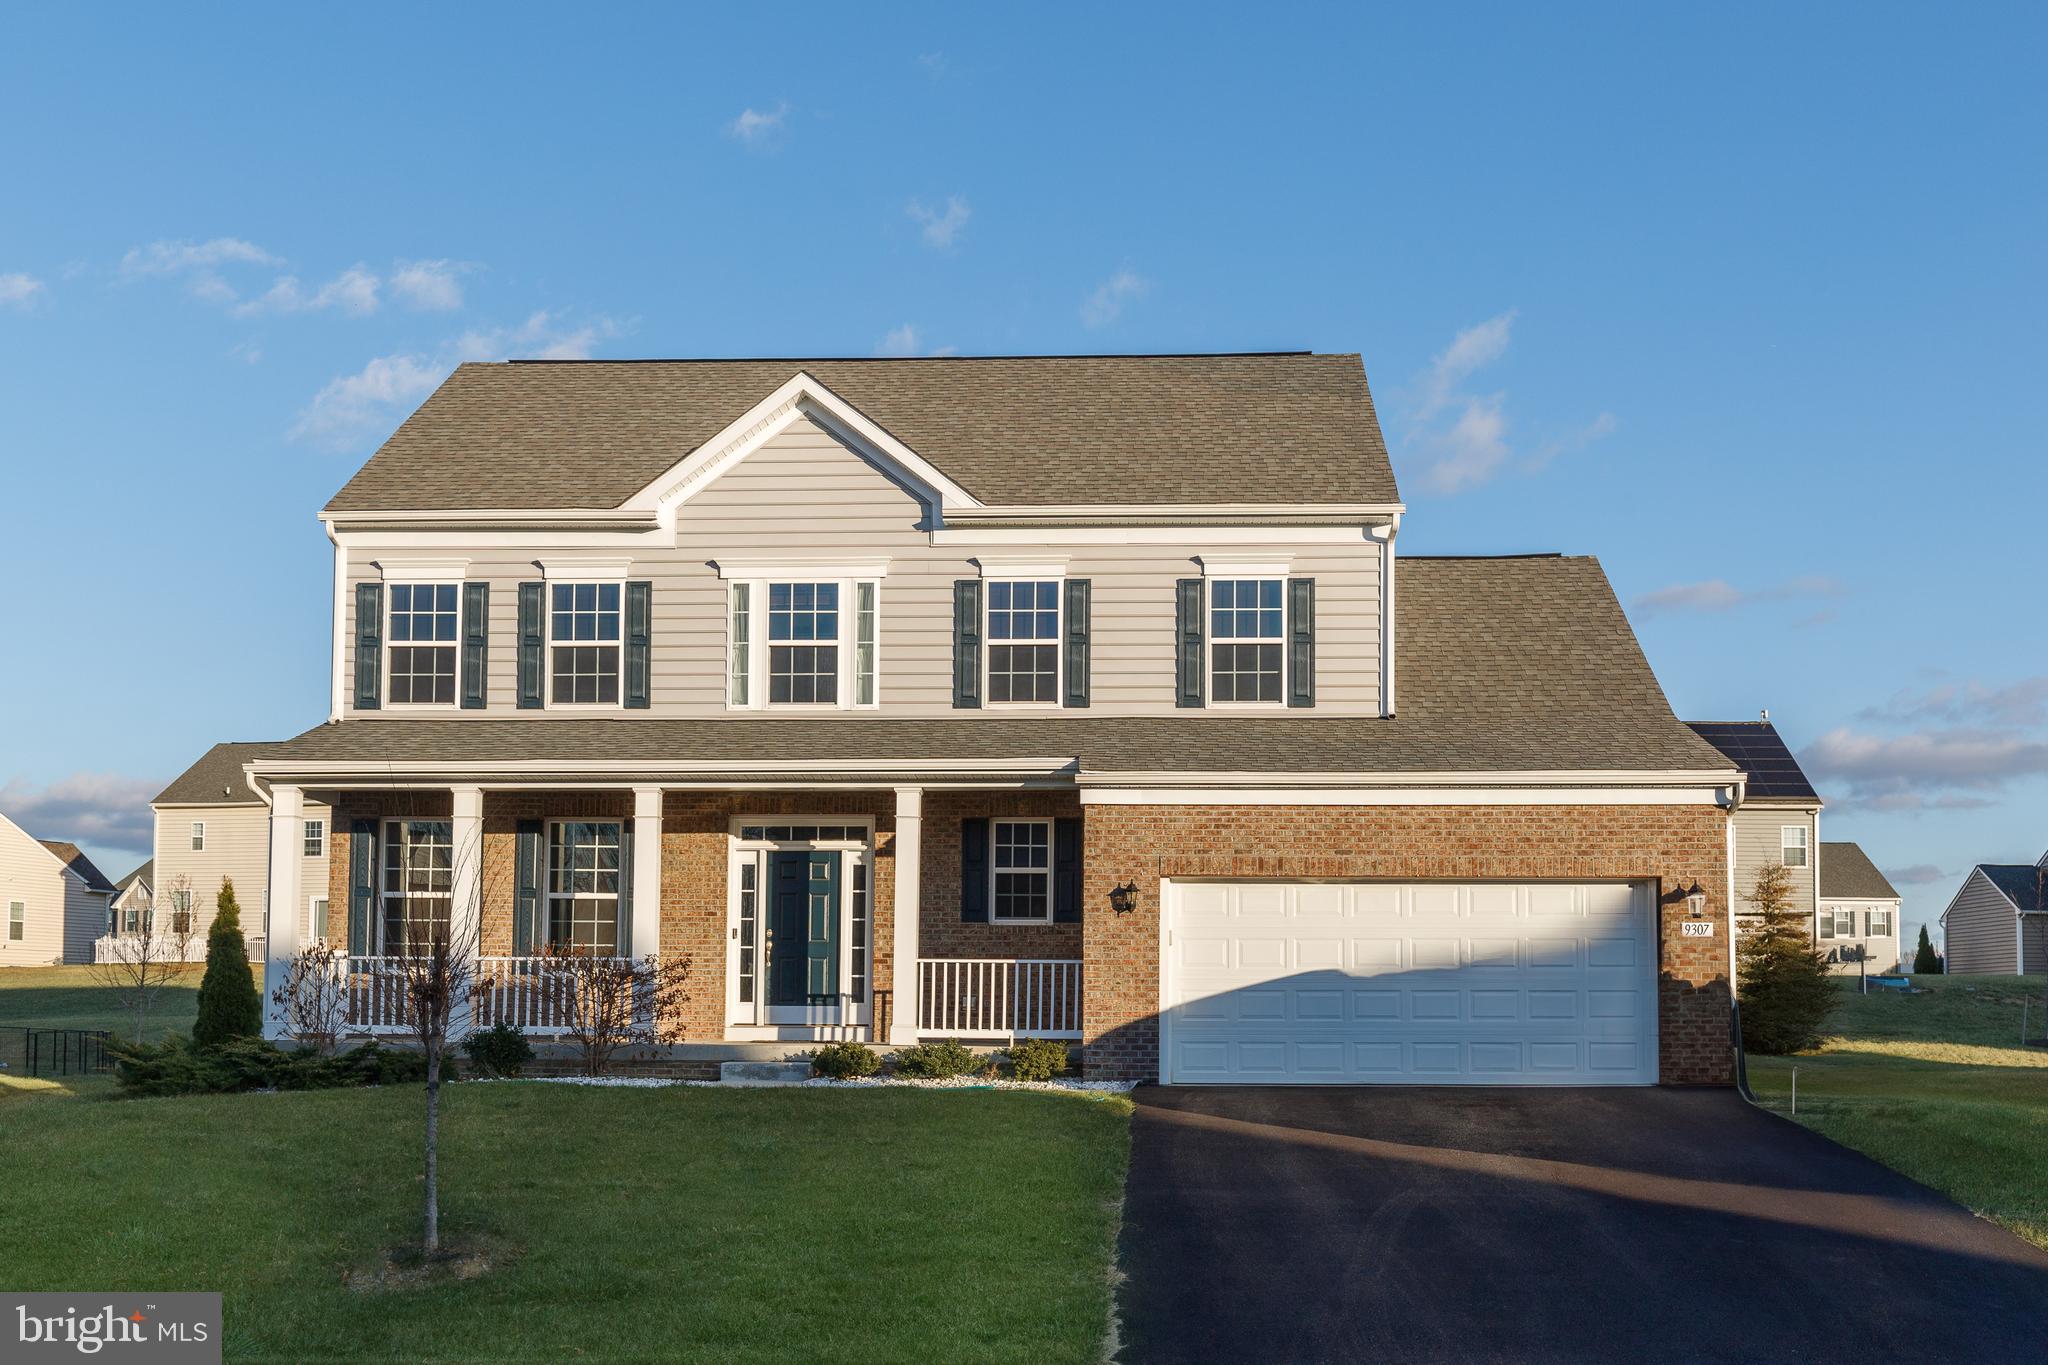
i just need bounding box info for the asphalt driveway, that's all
[1117,1086,2048,1363]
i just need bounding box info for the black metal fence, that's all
[0,1026,115,1078]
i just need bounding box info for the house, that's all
[0,812,117,963]
[118,743,331,963]
[246,353,1745,1085]
[1816,841,1902,974]
[109,859,153,936]
[1687,719,1821,928]
[1940,847,2048,974]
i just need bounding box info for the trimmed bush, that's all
[110,1036,444,1097]
[1004,1037,1072,1083]
[810,1041,881,1080]
[192,878,262,1049]
[463,1022,536,1078]
[889,1040,988,1080]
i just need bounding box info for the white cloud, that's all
[118,237,280,278]
[0,273,45,309]
[1886,864,1955,887]
[1415,394,1510,494]
[907,195,972,249]
[0,772,161,856]
[232,263,382,318]
[1801,725,2048,812]
[1527,411,1619,473]
[728,102,791,146]
[876,324,921,357]
[1081,268,1147,328]
[1416,312,1515,422]
[389,259,470,311]
[1631,575,1844,618]
[1857,676,2048,730]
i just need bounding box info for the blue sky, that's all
[1,4,2042,950]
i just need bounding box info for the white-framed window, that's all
[727,579,881,709]
[7,901,22,942]
[546,821,622,954]
[1781,825,1809,867]
[308,896,330,944]
[1209,578,1285,704]
[380,819,453,953]
[991,819,1053,923]
[171,890,191,935]
[549,581,622,706]
[1867,907,1894,937]
[303,819,325,859]
[987,580,1061,705]
[387,583,460,705]
[1818,906,1857,939]
[769,581,838,704]
[728,583,751,706]
[190,821,205,852]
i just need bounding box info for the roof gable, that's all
[156,741,286,806]
[1818,841,1900,901]
[39,840,116,894]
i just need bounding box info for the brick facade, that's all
[1080,803,1734,1086]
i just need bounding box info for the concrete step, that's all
[719,1060,813,1086]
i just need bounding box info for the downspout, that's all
[1381,513,1399,716]
[326,520,347,723]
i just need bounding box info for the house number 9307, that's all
[1680,921,1714,937]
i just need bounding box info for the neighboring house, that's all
[0,812,116,963]
[1940,847,2048,974]
[109,858,153,935]
[1687,719,1822,928]
[247,353,1746,1086]
[132,743,331,964]
[1816,841,1902,975]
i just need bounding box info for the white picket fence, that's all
[916,958,1082,1039]
[340,955,623,1036]
[91,935,208,965]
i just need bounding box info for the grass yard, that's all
[0,962,222,1040]
[1747,974,2048,1248]
[0,1081,1131,1363]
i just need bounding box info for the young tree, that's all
[532,947,693,1076]
[1737,861,1837,1054]
[270,944,348,1052]
[89,888,174,1041]
[1912,924,1941,975]
[193,878,262,1048]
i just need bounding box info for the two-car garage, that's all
[1160,879,1659,1085]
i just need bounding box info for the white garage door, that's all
[1163,880,1657,1085]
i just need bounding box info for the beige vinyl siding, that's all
[1942,870,2020,974]
[1731,805,1818,921]
[0,819,67,963]
[153,801,331,961]
[342,416,1385,719]
[1816,898,1902,975]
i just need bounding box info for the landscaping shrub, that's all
[463,1022,535,1078]
[1913,925,1942,975]
[1738,862,1836,1054]
[192,879,262,1048]
[889,1040,988,1079]
[810,1040,880,1080]
[1004,1037,1072,1083]
[109,1036,443,1097]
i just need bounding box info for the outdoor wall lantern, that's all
[1683,881,1707,917]
[1109,882,1140,915]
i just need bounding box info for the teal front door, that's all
[767,850,839,1006]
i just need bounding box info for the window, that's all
[991,819,1052,922]
[987,580,1060,704]
[550,582,622,705]
[728,583,751,706]
[737,824,865,842]
[387,583,459,705]
[7,902,22,942]
[547,821,622,953]
[309,896,330,944]
[190,822,205,852]
[850,860,869,1003]
[855,581,878,706]
[1781,825,1809,867]
[380,820,453,953]
[303,819,325,859]
[1867,907,1894,937]
[1209,578,1284,703]
[736,860,758,1005]
[121,904,139,935]
[768,582,839,704]
[1818,906,1856,939]
[171,889,191,936]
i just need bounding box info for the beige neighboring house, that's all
[127,742,331,964]
[109,859,153,935]
[0,811,117,963]
[1939,847,2048,975]
[1817,841,1902,975]
[1688,719,1822,930]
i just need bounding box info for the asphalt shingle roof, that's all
[1980,865,2047,916]
[114,859,153,894]
[39,841,117,894]
[156,742,290,806]
[1819,842,1900,901]
[255,556,1732,780]
[1685,721,1821,802]
[323,353,1399,512]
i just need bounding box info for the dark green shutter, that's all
[517,583,544,709]
[624,581,652,709]
[1053,817,1082,922]
[461,582,489,710]
[616,824,634,954]
[354,583,383,711]
[347,819,376,955]
[952,579,983,709]
[1288,577,1316,709]
[1063,579,1091,709]
[1175,577,1204,708]
[960,818,989,922]
[514,820,543,955]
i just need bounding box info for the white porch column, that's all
[890,786,923,1044]
[631,787,663,961]
[262,784,305,1040]
[449,786,484,1037]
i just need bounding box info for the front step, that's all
[719,1060,813,1086]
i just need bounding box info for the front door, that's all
[767,850,840,1007]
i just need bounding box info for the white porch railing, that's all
[917,958,1082,1039]
[342,955,627,1036]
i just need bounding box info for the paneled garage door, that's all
[1162,880,1657,1085]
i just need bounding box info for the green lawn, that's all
[1747,974,2048,1248]
[0,1082,1131,1363]
[0,962,223,1040]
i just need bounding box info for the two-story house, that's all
[248,353,1742,1085]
